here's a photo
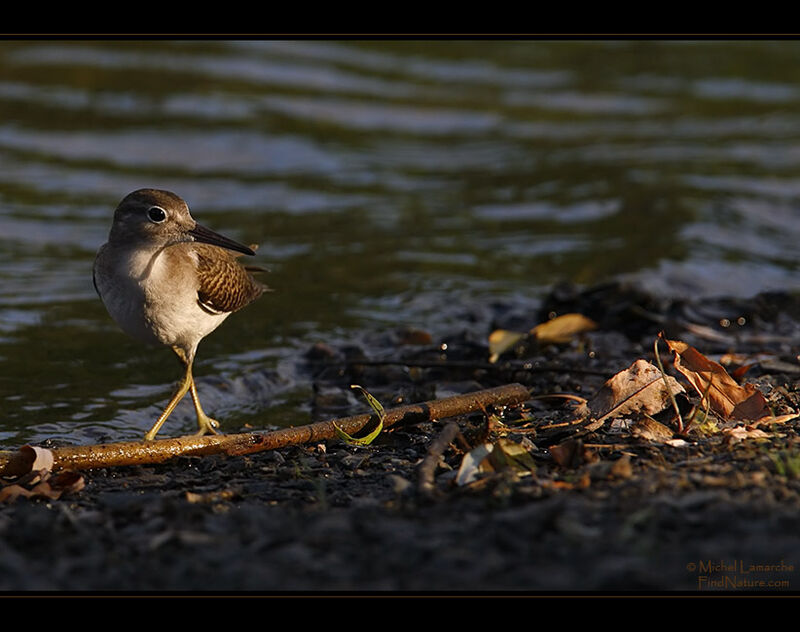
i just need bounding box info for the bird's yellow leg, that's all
[144,347,220,439]
[189,378,220,436]
[144,355,194,441]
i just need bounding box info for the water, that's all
[2,39,800,446]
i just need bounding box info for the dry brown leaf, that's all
[754,412,800,426]
[488,313,597,362]
[532,313,597,344]
[0,446,83,503]
[631,416,675,442]
[660,333,769,421]
[542,479,580,490]
[730,364,755,380]
[19,445,55,483]
[46,471,85,496]
[610,455,633,478]
[719,352,776,367]
[587,455,633,480]
[185,489,238,504]
[0,484,31,503]
[588,359,685,424]
[0,471,84,503]
[397,328,434,346]
[722,426,770,443]
[25,445,54,469]
[550,438,586,468]
[665,438,690,448]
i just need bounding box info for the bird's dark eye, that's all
[147,206,166,223]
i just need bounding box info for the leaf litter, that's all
[4,281,800,591]
[441,303,800,498]
[0,446,84,503]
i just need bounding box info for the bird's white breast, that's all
[94,242,229,353]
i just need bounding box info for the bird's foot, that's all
[195,412,220,436]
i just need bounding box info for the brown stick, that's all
[0,383,530,476]
[417,421,463,499]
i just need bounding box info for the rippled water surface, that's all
[3,40,800,445]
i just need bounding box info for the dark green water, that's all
[2,39,800,445]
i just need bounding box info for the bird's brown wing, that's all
[193,244,265,314]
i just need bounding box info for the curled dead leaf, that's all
[659,333,769,421]
[20,445,54,483]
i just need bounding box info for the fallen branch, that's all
[0,383,530,476]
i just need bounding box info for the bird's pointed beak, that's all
[188,223,255,256]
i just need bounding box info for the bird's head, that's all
[109,188,254,256]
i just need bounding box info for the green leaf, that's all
[333,385,386,446]
[350,384,385,419]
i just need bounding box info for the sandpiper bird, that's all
[93,189,264,441]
